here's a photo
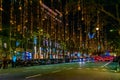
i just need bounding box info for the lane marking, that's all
[25,74,42,79]
[101,61,111,68]
[102,69,107,71]
[66,68,73,70]
[22,70,35,72]
[63,67,66,69]
[52,70,61,73]
[93,68,98,70]
[68,68,73,70]
[86,68,90,70]
[78,68,82,69]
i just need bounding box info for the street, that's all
[0,0,120,80]
[0,62,120,80]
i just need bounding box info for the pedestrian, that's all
[116,56,120,72]
[12,55,17,68]
[3,57,8,69]
[0,60,2,69]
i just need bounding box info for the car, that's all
[103,56,114,61]
[106,56,120,71]
[94,56,104,62]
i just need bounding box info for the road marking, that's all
[63,67,66,69]
[66,68,73,70]
[102,69,107,71]
[86,68,90,70]
[101,61,111,67]
[22,70,35,72]
[52,70,61,73]
[77,67,110,72]
[25,74,42,79]
[78,68,82,69]
[93,68,98,70]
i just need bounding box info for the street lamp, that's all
[96,27,99,31]
[96,27,100,54]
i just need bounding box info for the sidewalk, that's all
[0,64,21,72]
[0,64,27,75]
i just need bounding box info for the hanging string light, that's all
[78,0,81,11]
[81,0,84,21]
[10,0,14,25]
[0,0,3,31]
[77,0,81,50]
[22,0,28,38]
[16,0,22,32]
[30,0,33,35]
[18,0,22,34]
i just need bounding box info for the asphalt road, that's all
[0,62,120,80]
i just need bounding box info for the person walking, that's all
[3,57,8,69]
[115,56,120,72]
[12,55,17,68]
[0,60,2,69]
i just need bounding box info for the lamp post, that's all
[96,27,100,54]
[96,27,99,31]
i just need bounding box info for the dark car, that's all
[112,56,120,63]
[106,56,120,72]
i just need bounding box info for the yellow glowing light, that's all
[51,26,54,29]
[19,6,22,10]
[65,11,68,15]
[78,6,81,11]
[0,27,2,31]
[40,29,43,32]
[17,25,21,31]
[81,17,84,21]
[10,20,14,24]
[39,0,42,4]
[96,27,99,31]
[25,20,28,23]
[66,23,68,26]
[0,7,3,11]
[42,18,45,21]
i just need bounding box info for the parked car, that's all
[103,56,114,61]
[94,56,104,62]
[107,56,120,71]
